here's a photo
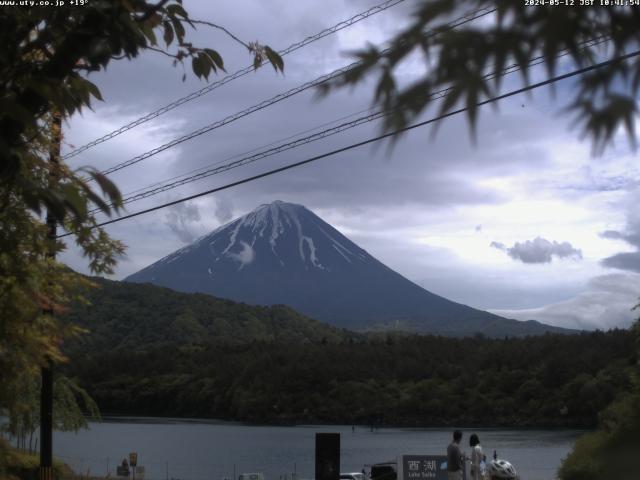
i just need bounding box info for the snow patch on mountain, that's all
[228,241,255,269]
[222,219,244,256]
[205,200,334,269]
[302,236,324,269]
[318,226,364,263]
[143,201,372,276]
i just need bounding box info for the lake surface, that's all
[52,418,583,480]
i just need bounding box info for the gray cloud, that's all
[164,202,202,244]
[214,196,234,223]
[600,229,640,247]
[602,252,640,273]
[491,273,640,330]
[490,237,583,264]
[56,0,640,333]
[558,169,640,193]
[600,213,640,273]
[69,0,567,225]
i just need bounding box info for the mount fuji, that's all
[126,201,569,336]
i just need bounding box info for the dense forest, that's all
[66,329,636,428]
[63,278,350,351]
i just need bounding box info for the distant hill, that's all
[64,277,348,353]
[126,200,573,337]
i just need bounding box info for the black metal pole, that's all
[39,364,53,476]
[315,433,340,480]
[39,111,62,480]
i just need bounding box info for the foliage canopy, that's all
[322,0,640,153]
[0,0,283,437]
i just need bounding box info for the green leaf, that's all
[42,189,67,222]
[83,188,110,215]
[167,3,189,19]
[84,79,104,102]
[204,48,225,72]
[264,46,284,73]
[0,97,36,128]
[21,181,43,216]
[171,18,185,42]
[374,68,395,105]
[60,183,87,219]
[140,21,158,46]
[192,55,203,79]
[198,52,212,79]
[121,0,135,12]
[147,13,162,29]
[88,171,122,210]
[163,21,174,46]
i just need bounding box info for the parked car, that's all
[340,473,365,480]
[238,473,264,480]
[370,462,397,480]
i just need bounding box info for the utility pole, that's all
[40,110,62,480]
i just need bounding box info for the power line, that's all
[90,107,379,213]
[59,49,640,239]
[91,110,386,213]
[62,0,407,161]
[89,36,612,214]
[87,6,497,179]
[121,106,378,197]
[94,35,610,213]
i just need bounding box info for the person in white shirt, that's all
[469,433,485,480]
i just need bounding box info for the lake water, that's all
[52,418,583,480]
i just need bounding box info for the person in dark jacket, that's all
[447,430,464,480]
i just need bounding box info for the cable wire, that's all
[83,6,497,179]
[90,109,385,214]
[121,106,377,196]
[93,35,610,213]
[62,0,407,161]
[58,49,640,238]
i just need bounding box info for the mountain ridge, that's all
[126,200,573,337]
[64,276,349,353]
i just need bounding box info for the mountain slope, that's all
[126,201,571,337]
[64,277,348,353]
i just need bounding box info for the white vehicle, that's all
[340,473,365,480]
[239,473,264,480]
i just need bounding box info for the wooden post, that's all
[39,110,62,480]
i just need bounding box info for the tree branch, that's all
[136,0,172,23]
[189,19,250,50]
[145,45,180,59]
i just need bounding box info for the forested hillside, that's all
[66,329,636,428]
[126,201,570,337]
[63,277,349,352]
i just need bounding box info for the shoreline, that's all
[95,414,591,432]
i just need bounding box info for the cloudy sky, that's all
[60,0,640,331]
